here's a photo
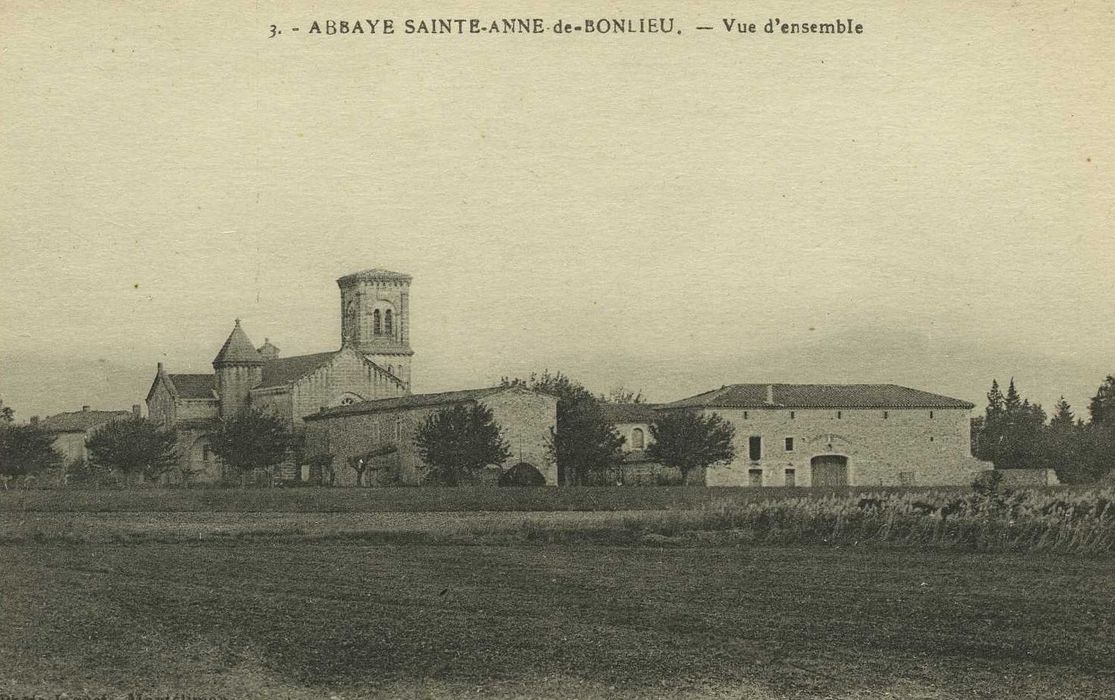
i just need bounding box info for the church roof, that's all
[305,386,510,420]
[662,384,975,410]
[212,320,263,366]
[599,403,661,424]
[36,409,131,433]
[167,374,217,399]
[336,268,412,285]
[255,352,339,389]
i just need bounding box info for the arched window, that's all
[385,309,393,335]
[631,428,645,449]
[373,309,382,335]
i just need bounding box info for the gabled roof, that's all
[168,374,217,399]
[337,268,412,285]
[212,320,263,366]
[255,352,339,389]
[305,386,512,421]
[663,384,974,410]
[600,403,660,424]
[36,409,131,433]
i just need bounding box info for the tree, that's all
[501,371,625,485]
[414,403,511,486]
[1089,375,1115,428]
[85,416,179,485]
[0,424,62,487]
[974,378,1046,469]
[208,409,293,486]
[602,386,645,405]
[647,410,735,485]
[0,399,13,424]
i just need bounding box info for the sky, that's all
[1,1,1112,421]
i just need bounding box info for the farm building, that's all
[303,385,558,486]
[34,405,139,464]
[660,383,987,487]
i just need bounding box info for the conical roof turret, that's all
[212,319,264,367]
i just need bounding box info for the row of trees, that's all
[973,376,1115,483]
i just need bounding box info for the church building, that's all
[146,269,415,482]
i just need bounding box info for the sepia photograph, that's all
[1,1,1112,698]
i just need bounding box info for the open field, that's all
[2,542,1112,699]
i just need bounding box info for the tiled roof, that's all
[663,384,974,410]
[168,374,217,400]
[305,386,509,421]
[600,403,660,424]
[337,268,412,285]
[255,352,339,389]
[36,410,131,433]
[212,320,263,366]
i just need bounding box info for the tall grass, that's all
[586,488,1115,554]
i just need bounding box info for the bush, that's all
[499,462,547,487]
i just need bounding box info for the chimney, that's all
[765,385,774,405]
[82,405,90,412]
[132,404,142,417]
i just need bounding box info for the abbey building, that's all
[145,268,560,484]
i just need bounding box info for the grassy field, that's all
[0,485,979,513]
[2,542,1112,699]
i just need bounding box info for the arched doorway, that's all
[811,455,849,487]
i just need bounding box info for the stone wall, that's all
[288,348,406,429]
[305,388,558,486]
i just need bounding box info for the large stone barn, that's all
[657,384,987,487]
[303,386,558,486]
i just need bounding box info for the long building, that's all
[607,384,986,487]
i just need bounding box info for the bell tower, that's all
[337,268,414,388]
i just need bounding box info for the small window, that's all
[837,411,843,419]
[373,309,382,335]
[385,309,394,335]
[790,411,796,419]
[784,437,794,452]
[929,411,934,419]
[743,411,749,419]
[749,436,762,461]
[202,445,210,462]
[929,436,935,442]
[785,468,796,487]
[631,427,645,449]
[395,417,402,440]
[883,411,889,419]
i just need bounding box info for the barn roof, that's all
[305,386,511,420]
[662,384,974,410]
[36,409,131,433]
[599,403,660,423]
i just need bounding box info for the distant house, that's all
[599,403,681,485]
[661,383,987,487]
[303,385,558,486]
[35,405,139,465]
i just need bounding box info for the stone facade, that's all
[303,386,558,486]
[660,384,988,487]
